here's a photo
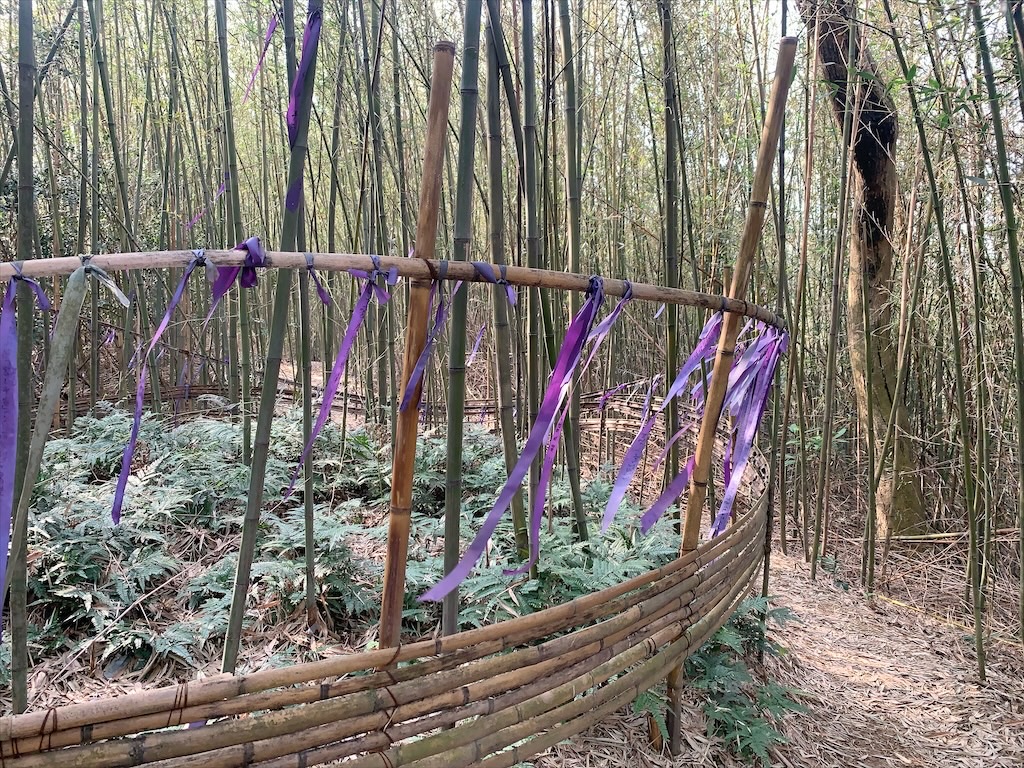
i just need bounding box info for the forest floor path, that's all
[539,551,1024,768]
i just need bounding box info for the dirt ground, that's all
[534,551,1024,768]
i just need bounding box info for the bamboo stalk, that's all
[0,253,786,328]
[680,38,796,551]
[378,42,457,650]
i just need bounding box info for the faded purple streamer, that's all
[111,253,206,523]
[654,304,666,319]
[597,380,631,411]
[601,313,721,531]
[471,262,517,306]
[466,325,486,368]
[581,282,632,372]
[710,329,787,536]
[399,281,464,412]
[640,456,695,534]
[305,253,332,306]
[205,236,267,324]
[601,377,659,532]
[420,277,606,602]
[186,173,229,231]
[504,404,567,577]
[0,280,17,615]
[285,258,394,497]
[286,8,323,149]
[242,14,280,104]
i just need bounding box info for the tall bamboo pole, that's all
[379,42,456,650]
[222,0,323,675]
[680,38,796,553]
[10,0,36,715]
[443,0,483,637]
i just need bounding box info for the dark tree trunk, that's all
[799,0,927,535]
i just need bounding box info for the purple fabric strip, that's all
[0,280,17,615]
[205,236,267,325]
[710,329,787,536]
[654,304,666,319]
[242,13,280,104]
[661,312,722,407]
[186,173,229,231]
[640,456,695,534]
[471,261,517,306]
[285,258,392,497]
[400,281,464,412]
[286,8,323,149]
[581,282,632,372]
[601,377,659,532]
[466,325,486,368]
[597,380,632,411]
[420,277,605,602]
[305,253,332,306]
[111,254,205,523]
[601,312,721,531]
[503,404,567,577]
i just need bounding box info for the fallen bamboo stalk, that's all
[0,252,785,328]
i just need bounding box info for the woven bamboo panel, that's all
[0,482,767,768]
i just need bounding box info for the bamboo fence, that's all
[0,478,768,767]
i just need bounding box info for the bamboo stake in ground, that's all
[379,42,456,649]
[680,37,797,552]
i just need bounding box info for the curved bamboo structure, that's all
[0,34,794,768]
[0,458,769,768]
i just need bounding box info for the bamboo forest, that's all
[0,0,1022,764]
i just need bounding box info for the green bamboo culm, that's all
[6,267,89,714]
[442,0,483,637]
[222,0,322,674]
[486,12,529,560]
[970,0,1024,652]
[881,0,984,679]
[556,0,590,547]
[10,0,36,713]
[214,0,253,465]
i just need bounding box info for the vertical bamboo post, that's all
[379,42,456,649]
[680,38,796,552]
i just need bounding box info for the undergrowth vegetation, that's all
[3,408,678,685]
[4,408,802,764]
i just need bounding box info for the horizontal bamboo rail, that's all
[0,250,786,328]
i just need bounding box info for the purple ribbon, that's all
[0,280,17,615]
[503,403,567,577]
[471,262,517,306]
[242,13,281,104]
[420,277,606,602]
[0,271,50,613]
[399,280,465,412]
[602,312,722,532]
[597,381,632,412]
[305,253,332,306]
[111,251,207,523]
[205,236,267,324]
[709,326,787,536]
[286,8,323,149]
[582,282,631,372]
[466,325,486,368]
[285,256,396,497]
[654,304,666,319]
[186,172,229,231]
